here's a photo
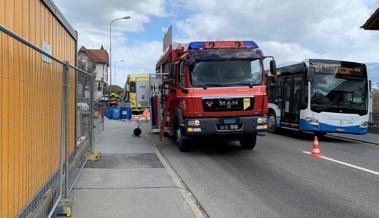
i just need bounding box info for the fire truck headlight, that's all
[257,117,267,124]
[188,120,201,126]
[187,127,202,132]
[360,121,368,128]
[305,117,319,125]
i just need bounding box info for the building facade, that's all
[78,46,109,100]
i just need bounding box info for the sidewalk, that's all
[71,119,195,218]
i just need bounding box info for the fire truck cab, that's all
[154,41,276,151]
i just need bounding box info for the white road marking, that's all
[302,151,379,176]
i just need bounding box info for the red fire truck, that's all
[154,41,276,151]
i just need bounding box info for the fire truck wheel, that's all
[267,112,277,133]
[176,128,189,152]
[240,134,257,150]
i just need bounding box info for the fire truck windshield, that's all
[189,59,262,87]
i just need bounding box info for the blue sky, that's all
[54,0,379,87]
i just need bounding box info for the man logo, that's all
[206,100,213,108]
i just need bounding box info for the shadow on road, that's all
[273,128,356,144]
[159,135,257,155]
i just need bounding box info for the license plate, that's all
[224,118,236,124]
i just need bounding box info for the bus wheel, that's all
[240,134,257,150]
[267,112,277,133]
[176,127,189,152]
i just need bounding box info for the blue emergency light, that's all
[188,42,205,49]
[243,41,259,48]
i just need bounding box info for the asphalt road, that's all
[149,129,379,218]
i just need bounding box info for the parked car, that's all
[100,95,109,102]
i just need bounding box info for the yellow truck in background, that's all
[124,74,150,112]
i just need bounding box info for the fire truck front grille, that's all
[202,97,254,112]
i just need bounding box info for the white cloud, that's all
[260,41,328,65]
[55,0,167,45]
[175,0,379,63]
[54,0,168,87]
[55,0,166,25]
[53,0,379,87]
[112,41,162,86]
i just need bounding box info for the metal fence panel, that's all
[0,34,64,218]
[93,103,106,141]
[65,71,94,196]
[0,0,95,217]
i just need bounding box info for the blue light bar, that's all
[244,41,259,48]
[188,41,205,49]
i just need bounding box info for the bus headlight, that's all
[257,117,267,124]
[360,121,368,128]
[305,117,319,125]
[188,120,201,126]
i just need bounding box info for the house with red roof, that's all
[78,46,109,100]
[362,8,379,30]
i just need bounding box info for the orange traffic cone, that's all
[311,136,321,157]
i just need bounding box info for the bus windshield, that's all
[310,60,368,115]
[189,59,262,87]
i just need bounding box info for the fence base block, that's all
[53,199,72,217]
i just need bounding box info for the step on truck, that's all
[153,40,277,151]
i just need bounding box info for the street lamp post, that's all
[109,16,131,92]
[114,59,125,86]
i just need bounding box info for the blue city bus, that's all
[267,59,370,136]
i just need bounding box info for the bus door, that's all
[281,77,292,123]
[291,76,302,124]
[281,76,302,125]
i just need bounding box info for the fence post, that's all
[89,76,94,150]
[59,63,68,204]
[63,61,70,199]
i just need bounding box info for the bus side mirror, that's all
[307,67,314,81]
